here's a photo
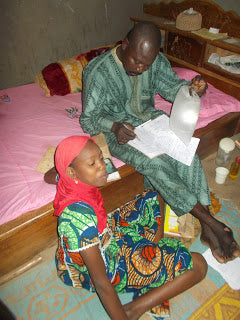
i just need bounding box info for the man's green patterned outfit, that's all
[80,47,211,216]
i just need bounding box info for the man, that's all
[80,21,239,263]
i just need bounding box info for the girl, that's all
[51,136,207,320]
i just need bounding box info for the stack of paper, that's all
[128,115,200,166]
[203,249,240,290]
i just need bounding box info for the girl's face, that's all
[67,140,108,187]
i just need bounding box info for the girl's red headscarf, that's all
[53,136,107,233]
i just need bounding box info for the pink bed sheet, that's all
[155,67,240,129]
[1,68,239,226]
[0,83,124,226]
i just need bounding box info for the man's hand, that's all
[111,122,136,145]
[189,75,208,97]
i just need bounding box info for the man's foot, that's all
[200,223,225,263]
[200,222,240,263]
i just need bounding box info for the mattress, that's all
[1,67,239,226]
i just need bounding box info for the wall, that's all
[0,0,145,89]
[216,0,240,15]
[1,0,239,89]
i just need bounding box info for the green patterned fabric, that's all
[80,47,211,216]
[58,202,99,251]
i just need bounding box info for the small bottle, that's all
[228,156,240,180]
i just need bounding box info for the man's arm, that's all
[80,85,114,136]
[80,56,141,136]
[153,53,190,102]
[153,53,207,101]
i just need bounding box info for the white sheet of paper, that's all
[203,248,240,290]
[128,115,200,166]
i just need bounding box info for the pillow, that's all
[35,42,121,97]
[35,57,83,97]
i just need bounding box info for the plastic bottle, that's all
[228,156,240,180]
[215,138,235,167]
[169,85,201,145]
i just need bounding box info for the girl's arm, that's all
[44,167,58,184]
[80,245,128,320]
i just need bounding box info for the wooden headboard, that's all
[143,0,240,38]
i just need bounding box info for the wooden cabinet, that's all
[166,32,205,66]
[130,11,240,100]
[203,42,240,84]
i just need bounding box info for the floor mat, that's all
[188,283,240,320]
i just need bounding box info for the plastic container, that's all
[169,85,201,145]
[215,138,235,167]
[228,156,240,180]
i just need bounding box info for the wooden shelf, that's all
[130,14,240,55]
[213,38,240,54]
[203,62,240,83]
[130,9,240,100]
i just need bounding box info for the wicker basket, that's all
[176,8,202,31]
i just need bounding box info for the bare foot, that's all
[200,223,225,263]
[200,221,240,263]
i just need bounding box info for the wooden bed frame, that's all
[0,0,239,284]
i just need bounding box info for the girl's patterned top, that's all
[56,189,192,299]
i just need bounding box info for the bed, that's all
[1,3,240,283]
